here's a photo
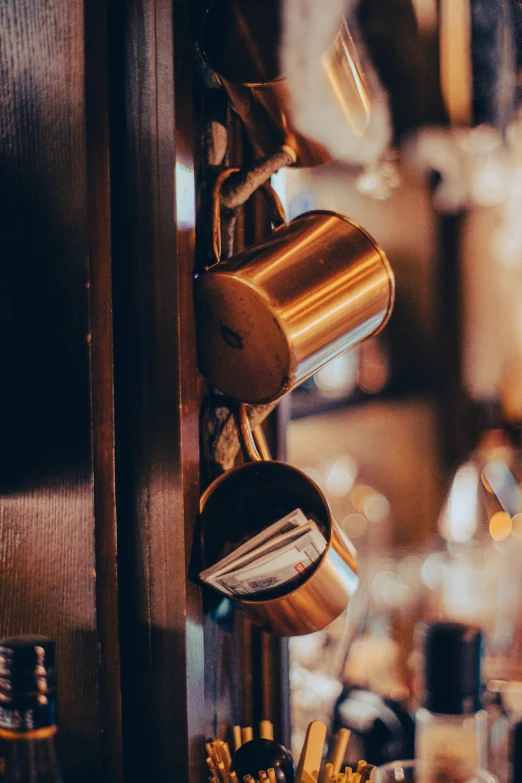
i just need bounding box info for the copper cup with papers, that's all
[199,404,359,636]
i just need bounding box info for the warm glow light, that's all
[325,455,357,497]
[314,351,359,398]
[175,160,195,229]
[350,484,377,511]
[441,560,492,622]
[341,513,367,539]
[439,463,479,542]
[489,511,512,541]
[363,493,390,524]
[421,552,448,591]
[439,0,472,125]
[513,513,522,537]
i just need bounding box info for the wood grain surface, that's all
[109,0,207,779]
[85,0,123,780]
[0,1,101,779]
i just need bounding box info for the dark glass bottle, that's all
[415,622,487,769]
[0,636,62,782]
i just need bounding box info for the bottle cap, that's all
[0,636,57,733]
[421,621,482,715]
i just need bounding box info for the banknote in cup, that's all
[199,508,327,598]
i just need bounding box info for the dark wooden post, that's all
[0,1,119,780]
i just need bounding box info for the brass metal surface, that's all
[196,204,395,404]
[239,511,359,636]
[235,400,265,463]
[199,0,371,167]
[200,451,359,637]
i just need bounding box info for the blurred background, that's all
[273,1,522,778]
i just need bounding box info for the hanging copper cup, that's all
[200,404,359,636]
[194,168,395,404]
[199,0,371,167]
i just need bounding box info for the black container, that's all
[331,685,415,768]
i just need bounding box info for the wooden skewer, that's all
[259,772,268,781]
[324,762,334,783]
[242,726,254,744]
[351,774,361,783]
[344,766,353,782]
[209,775,220,783]
[356,761,371,781]
[219,740,232,770]
[207,744,221,764]
[295,720,327,783]
[331,729,351,775]
[206,756,216,771]
[243,776,255,783]
[359,764,374,783]
[216,760,230,783]
[233,725,243,751]
[267,769,277,783]
[229,772,239,783]
[259,719,274,740]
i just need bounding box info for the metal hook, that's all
[212,167,241,265]
[210,152,290,266]
[234,402,272,463]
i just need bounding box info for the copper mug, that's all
[195,168,395,405]
[199,0,371,167]
[200,404,359,636]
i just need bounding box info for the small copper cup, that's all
[199,0,371,167]
[200,405,359,636]
[195,168,395,404]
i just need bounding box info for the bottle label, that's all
[0,726,57,741]
[0,694,56,733]
[415,711,488,769]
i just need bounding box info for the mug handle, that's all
[234,402,272,463]
[212,167,287,265]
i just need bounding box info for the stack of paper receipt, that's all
[200,508,327,597]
